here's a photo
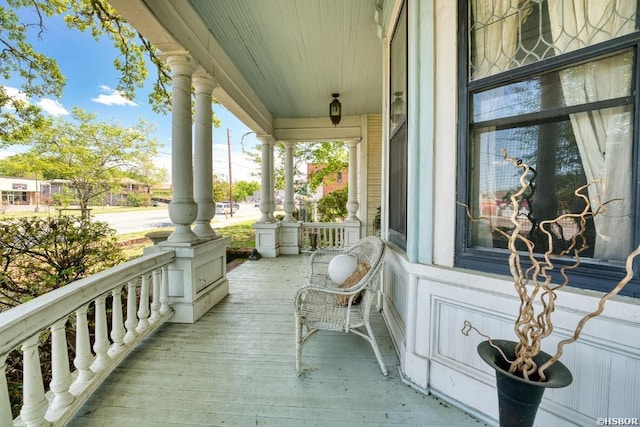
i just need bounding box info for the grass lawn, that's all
[118,220,256,260]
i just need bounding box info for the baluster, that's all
[109,285,125,356]
[71,304,94,393]
[1,353,13,427]
[91,294,111,373]
[149,269,161,323]
[160,265,170,315]
[20,334,48,427]
[136,274,151,333]
[123,279,138,344]
[49,318,74,411]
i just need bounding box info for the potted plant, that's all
[460,151,640,427]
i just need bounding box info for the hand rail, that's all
[0,250,176,426]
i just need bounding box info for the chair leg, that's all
[295,314,302,376]
[365,322,388,376]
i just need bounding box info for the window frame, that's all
[388,1,408,251]
[455,0,640,298]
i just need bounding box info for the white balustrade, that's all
[0,250,175,426]
[136,274,151,332]
[109,286,126,356]
[299,222,361,251]
[48,319,74,414]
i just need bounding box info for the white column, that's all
[192,71,218,238]
[258,135,273,223]
[346,140,360,221]
[283,141,296,221]
[268,138,277,221]
[166,54,199,243]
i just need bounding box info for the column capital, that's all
[192,71,217,94]
[347,139,360,148]
[257,134,274,145]
[164,53,197,76]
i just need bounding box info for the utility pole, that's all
[227,128,234,217]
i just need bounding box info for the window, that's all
[388,1,407,250]
[457,0,640,297]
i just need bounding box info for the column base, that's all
[146,236,231,323]
[280,221,301,255]
[344,220,362,247]
[253,221,282,257]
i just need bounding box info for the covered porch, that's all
[66,255,480,426]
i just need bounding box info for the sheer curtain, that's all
[470,1,530,246]
[471,0,531,80]
[547,0,635,260]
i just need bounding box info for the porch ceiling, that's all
[110,0,384,140]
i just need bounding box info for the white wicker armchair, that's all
[294,236,387,376]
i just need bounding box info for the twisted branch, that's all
[460,150,638,381]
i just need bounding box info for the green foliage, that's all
[0,0,172,145]
[232,180,260,201]
[52,186,75,207]
[248,141,348,194]
[0,215,125,310]
[317,186,348,222]
[126,192,151,207]
[212,176,259,202]
[0,107,162,215]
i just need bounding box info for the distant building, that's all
[0,176,43,206]
[306,164,348,201]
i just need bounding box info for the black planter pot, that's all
[478,340,573,427]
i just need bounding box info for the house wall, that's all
[365,114,382,236]
[381,0,640,425]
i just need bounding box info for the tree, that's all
[317,186,348,222]
[0,216,124,309]
[0,0,172,146]
[0,107,163,215]
[247,140,348,194]
[233,180,260,202]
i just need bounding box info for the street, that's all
[92,203,262,234]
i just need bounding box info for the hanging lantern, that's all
[329,93,341,126]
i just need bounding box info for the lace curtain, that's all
[548,0,636,260]
[471,0,636,260]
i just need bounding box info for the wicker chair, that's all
[294,236,388,376]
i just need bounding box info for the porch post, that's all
[280,140,301,254]
[253,135,281,257]
[283,140,296,221]
[192,71,218,239]
[166,54,199,243]
[346,139,360,221]
[269,138,277,221]
[257,135,273,223]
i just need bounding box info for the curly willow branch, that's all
[459,150,637,382]
[537,243,640,378]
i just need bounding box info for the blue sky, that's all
[0,3,261,183]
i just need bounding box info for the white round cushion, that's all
[328,254,358,284]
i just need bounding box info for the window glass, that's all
[460,0,639,296]
[469,0,637,80]
[389,2,408,250]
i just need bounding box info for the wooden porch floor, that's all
[68,254,483,427]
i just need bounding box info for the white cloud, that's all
[37,98,69,116]
[3,85,29,104]
[3,85,68,116]
[91,85,138,106]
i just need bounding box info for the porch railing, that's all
[299,222,360,251]
[0,250,176,426]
